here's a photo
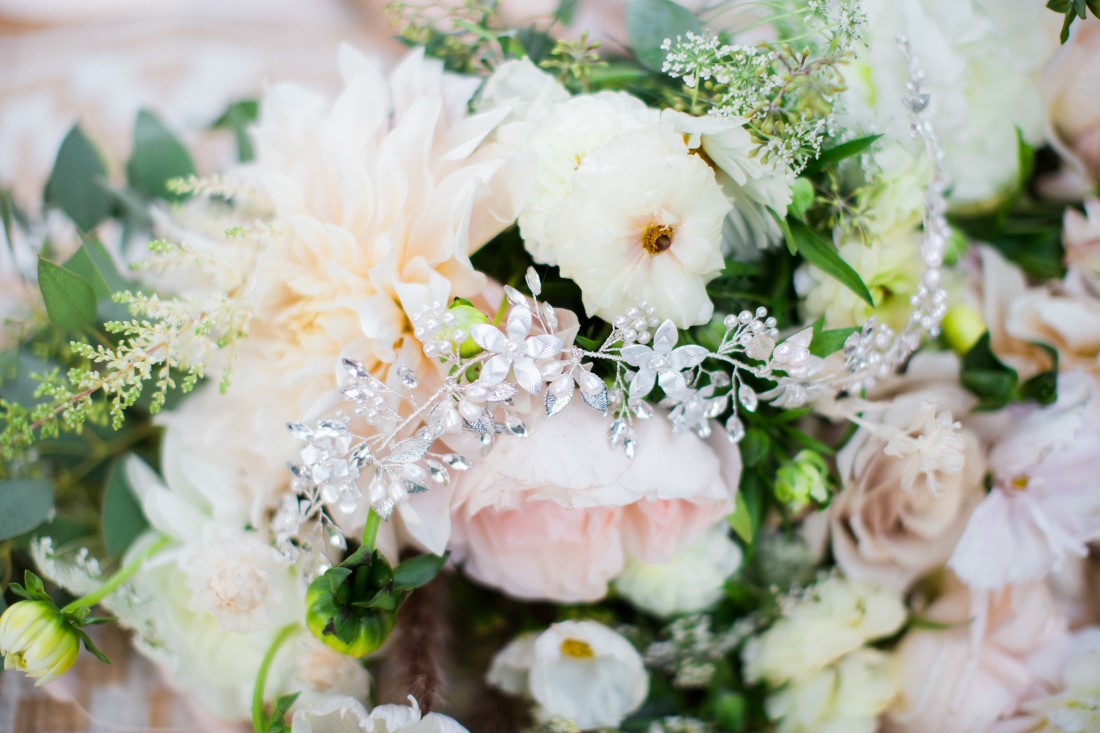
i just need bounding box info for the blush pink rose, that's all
[448,404,741,602]
[885,580,1070,733]
[1041,18,1100,199]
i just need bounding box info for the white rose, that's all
[529,620,649,731]
[765,649,899,733]
[742,575,906,686]
[614,524,742,618]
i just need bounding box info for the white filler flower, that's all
[528,620,649,730]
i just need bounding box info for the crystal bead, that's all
[427,459,450,485]
[442,453,473,470]
[725,415,745,442]
[505,415,528,438]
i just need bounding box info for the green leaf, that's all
[45,125,114,232]
[803,134,882,175]
[553,0,579,24]
[626,0,701,71]
[0,479,54,540]
[38,257,97,331]
[392,552,448,590]
[1020,342,1059,406]
[742,428,771,468]
[127,110,195,201]
[788,219,874,306]
[101,460,150,557]
[809,317,858,357]
[75,628,112,664]
[63,238,127,299]
[210,99,259,163]
[727,491,753,544]
[960,332,1018,410]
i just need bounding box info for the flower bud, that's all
[0,600,81,685]
[304,574,395,658]
[448,303,490,358]
[774,450,830,509]
[942,304,986,355]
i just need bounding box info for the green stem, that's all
[362,509,380,552]
[60,535,171,614]
[251,624,298,733]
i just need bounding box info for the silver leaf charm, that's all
[386,438,432,464]
[484,382,518,403]
[738,383,759,412]
[505,415,528,438]
[525,267,542,297]
[464,409,495,435]
[623,437,636,460]
[545,386,574,417]
[341,358,371,380]
[404,480,429,495]
[581,385,609,414]
[609,418,626,447]
[726,415,745,442]
[426,459,450,485]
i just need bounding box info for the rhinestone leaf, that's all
[609,418,626,447]
[632,401,654,419]
[397,364,418,389]
[350,444,373,469]
[623,438,636,459]
[525,267,542,297]
[581,385,609,414]
[545,387,574,417]
[738,383,759,412]
[404,480,429,495]
[426,459,450,485]
[505,415,528,438]
[375,499,395,520]
[442,453,473,470]
[386,438,432,464]
[479,432,495,455]
[503,285,526,306]
[341,358,371,380]
[464,409,495,435]
[726,415,746,442]
[287,422,313,441]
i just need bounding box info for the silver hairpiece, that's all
[273,38,947,561]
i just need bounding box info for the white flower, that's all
[742,575,906,686]
[795,227,922,330]
[486,633,537,697]
[555,126,730,328]
[1016,628,1100,733]
[662,110,794,253]
[475,57,570,130]
[470,306,563,394]
[528,620,649,731]
[614,524,742,618]
[291,694,468,733]
[621,320,709,400]
[0,600,81,686]
[842,0,1057,208]
[764,649,898,733]
[185,533,291,633]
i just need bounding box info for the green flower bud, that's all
[447,302,490,358]
[774,450,831,509]
[0,600,81,685]
[304,573,395,658]
[942,304,986,355]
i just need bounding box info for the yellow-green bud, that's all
[0,600,81,685]
[447,303,490,358]
[774,450,831,509]
[304,575,394,658]
[942,304,986,355]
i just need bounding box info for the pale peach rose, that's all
[885,580,1070,733]
[1041,18,1100,199]
[1063,199,1100,299]
[448,406,741,602]
[830,353,986,591]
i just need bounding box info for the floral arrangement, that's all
[1,1,1099,732]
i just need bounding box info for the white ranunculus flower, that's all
[842,0,1058,209]
[555,125,730,328]
[528,620,649,731]
[614,524,742,617]
[742,575,906,686]
[795,227,922,330]
[765,649,899,733]
[291,695,468,733]
[662,110,794,253]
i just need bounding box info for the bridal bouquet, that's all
[2,1,1098,731]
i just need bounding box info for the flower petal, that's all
[513,358,544,395]
[480,354,512,385]
[629,368,658,400]
[657,368,687,396]
[507,306,534,341]
[620,344,653,368]
[653,320,679,354]
[525,334,564,360]
[668,344,709,370]
[471,324,508,354]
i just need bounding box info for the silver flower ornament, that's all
[621,320,709,400]
[470,306,563,394]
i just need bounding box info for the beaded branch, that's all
[273,37,948,567]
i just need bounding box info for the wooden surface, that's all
[0,626,244,733]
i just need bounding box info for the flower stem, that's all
[60,535,172,615]
[251,624,299,733]
[362,509,380,552]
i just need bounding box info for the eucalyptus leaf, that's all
[37,257,97,331]
[0,479,54,540]
[626,0,701,71]
[45,125,114,231]
[63,238,127,299]
[127,110,196,201]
